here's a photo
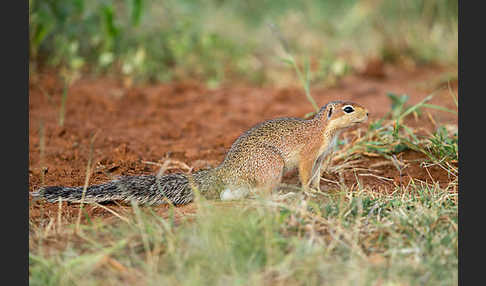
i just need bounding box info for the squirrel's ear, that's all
[327,105,333,119]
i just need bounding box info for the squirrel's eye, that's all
[343,106,354,113]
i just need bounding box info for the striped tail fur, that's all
[32,173,196,206]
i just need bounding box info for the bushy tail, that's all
[32,173,202,206]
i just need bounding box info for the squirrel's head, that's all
[317,101,369,131]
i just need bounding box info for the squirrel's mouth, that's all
[359,114,369,122]
[352,117,368,124]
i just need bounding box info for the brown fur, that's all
[33,101,368,205]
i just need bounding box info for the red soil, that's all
[29,64,458,224]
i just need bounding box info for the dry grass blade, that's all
[447,81,458,108]
[38,120,46,186]
[75,131,99,233]
[358,173,394,182]
[93,203,131,224]
[57,197,63,233]
[58,78,69,127]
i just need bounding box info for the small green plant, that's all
[268,22,319,114]
[335,90,458,177]
[58,79,69,127]
[387,93,410,119]
[427,126,458,163]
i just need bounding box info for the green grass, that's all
[30,0,458,84]
[29,180,457,285]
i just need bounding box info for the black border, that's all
[3,0,29,284]
[458,1,479,285]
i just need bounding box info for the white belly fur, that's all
[220,187,250,201]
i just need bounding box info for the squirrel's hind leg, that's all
[250,146,285,197]
[220,146,285,201]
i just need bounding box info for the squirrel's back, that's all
[220,116,320,171]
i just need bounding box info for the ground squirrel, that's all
[33,101,368,206]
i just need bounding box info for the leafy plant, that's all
[335,91,458,177]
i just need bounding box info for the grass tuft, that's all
[333,90,458,178]
[29,180,457,285]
